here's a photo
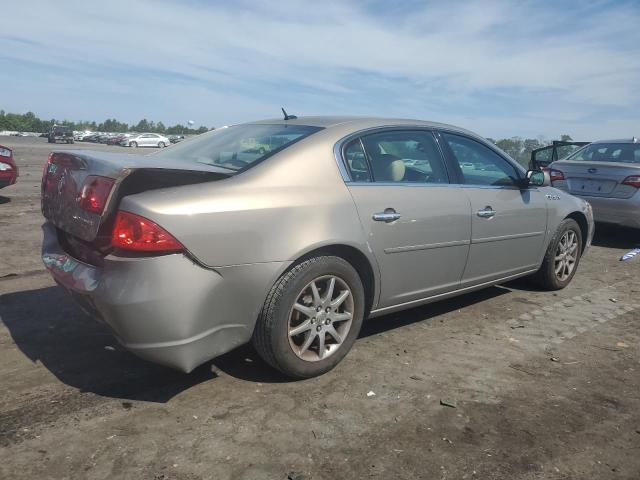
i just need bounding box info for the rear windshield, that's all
[567,143,640,164]
[154,124,323,171]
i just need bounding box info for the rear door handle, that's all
[477,206,496,218]
[373,208,401,223]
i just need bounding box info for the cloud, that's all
[0,0,638,138]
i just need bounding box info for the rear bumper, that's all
[577,193,640,229]
[42,222,287,372]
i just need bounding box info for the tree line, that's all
[0,110,211,135]
[488,134,574,167]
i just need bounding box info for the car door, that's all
[343,129,471,309]
[530,141,589,169]
[438,131,548,286]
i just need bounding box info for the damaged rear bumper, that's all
[42,221,287,372]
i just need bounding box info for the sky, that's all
[0,0,639,139]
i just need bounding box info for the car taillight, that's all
[549,169,565,182]
[78,176,115,214]
[0,161,14,181]
[112,210,184,253]
[622,175,640,188]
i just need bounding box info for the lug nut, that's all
[311,317,316,323]
[316,325,322,332]
[326,307,331,313]
[316,306,322,312]
[325,319,331,325]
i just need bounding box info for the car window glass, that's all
[343,140,371,182]
[556,144,582,159]
[567,143,640,164]
[360,130,448,183]
[154,124,322,171]
[442,133,520,186]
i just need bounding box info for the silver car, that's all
[122,133,171,148]
[549,138,640,229]
[41,117,594,378]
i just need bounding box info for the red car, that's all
[0,145,18,189]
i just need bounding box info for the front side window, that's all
[359,130,448,183]
[154,124,323,171]
[567,143,640,164]
[442,133,521,186]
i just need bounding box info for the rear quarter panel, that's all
[119,132,374,269]
[539,185,593,252]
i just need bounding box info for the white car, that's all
[121,133,171,148]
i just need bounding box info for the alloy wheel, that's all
[554,230,578,281]
[287,275,354,362]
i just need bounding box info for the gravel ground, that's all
[1,136,639,480]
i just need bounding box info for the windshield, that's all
[154,124,323,171]
[567,143,640,164]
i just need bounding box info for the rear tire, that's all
[130,141,137,148]
[532,218,582,290]
[252,256,365,379]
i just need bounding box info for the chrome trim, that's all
[477,207,496,218]
[333,124,472,184]
[384,239,470,254]
[332,124,528,185]
[369,268,538,317]
[372,212,401,223]
[345,182,532,191]
[472,231,545,244]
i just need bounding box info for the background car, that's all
[530,140,590,170]
[168,134,185,144]
[41,117,593,379]
[121,133,171,148]
[48,125,74,144]
[0,145,18,189]
[549,138,640,229]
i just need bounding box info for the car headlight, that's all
[0,162,13,171]
[0,147,11,157]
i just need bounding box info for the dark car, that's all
[0,145,18,189]
[530,140,589,170]
[48,125,74,144]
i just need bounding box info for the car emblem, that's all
[588,168,597,174]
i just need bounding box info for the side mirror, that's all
[525,169,548,187]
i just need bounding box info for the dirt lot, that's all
[1,136,639,480]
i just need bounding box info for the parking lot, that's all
[1,136,639,479]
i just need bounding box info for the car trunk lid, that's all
[551,160,640,199]
[41,150,232,243]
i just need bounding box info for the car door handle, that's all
[373,209,401,223]
[477,206,496,218]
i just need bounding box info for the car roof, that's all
[247,116,479,137]
[591,137,639,144]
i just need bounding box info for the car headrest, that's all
[374,154,405,182]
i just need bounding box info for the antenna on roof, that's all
[281,108,297,120]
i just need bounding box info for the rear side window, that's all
[567,143,640,164]
[154,124,323,171]
[442,133,521,187]
[343,140,371,182]
[359,130,449,183]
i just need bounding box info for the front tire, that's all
[533,218,582,290]
[252,256,365,379]
[158,141,165,148]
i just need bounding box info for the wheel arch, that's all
[286,243,379,317]
[565,211,589,253]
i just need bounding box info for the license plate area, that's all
[568,177,616,195]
